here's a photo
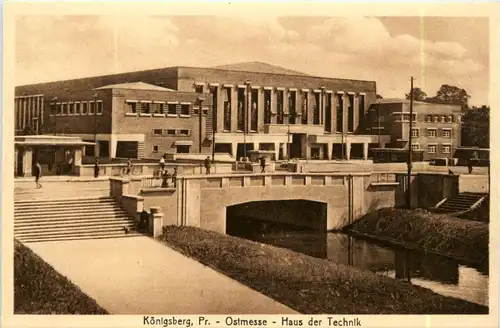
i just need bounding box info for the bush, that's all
[14,240,108,314]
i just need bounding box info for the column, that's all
[345,142,351,161]
[353,96,359,132]
[14,148,18,176]
[253,142,259,152]
[270,88,277,124]
[343,94,348,134]
[363,142,369,160]
[246,87,252,133]
[231,142,238,158]
[307,92,313,125]
[110,135,118,158]
[257,87,264,131]
[22,98,27,132]
[274,142,280,161]
[326,143,333,160]
[95,141,101,157]
[282,141,288,159]
[215,86,224,133]
[283,89,289,125]
[22,147,33,176]
[74,148,83,166]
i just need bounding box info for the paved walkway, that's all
[25,237,297,314]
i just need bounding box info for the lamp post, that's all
[93,93,98,144]
[244,80,251,160]
[211,86,216,164]
[406,77,415,209]
[197,96,205,153]
[320,86,326,159]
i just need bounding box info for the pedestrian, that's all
[204,156,211,175]
[139,207,149,232]
[94,158,100,178]
[172,167,178,187]
[126,158,133,175]
[260,156,266,173]
[33,161,42,189]
[467,157,473,174]
[159,154,166,171]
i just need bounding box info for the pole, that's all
[244,80,251,161]
[377,99,381,147]
[406,77,414,209]
[211,87,216,164]
[93,94,97,144]
[198,97,203,153]
[287,124,291,160]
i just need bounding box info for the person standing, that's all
[204,156,211,175]
[172,167,178,187]
[94,158,100,178]
[126,158,133,175]
[159,155,166,171]
[260,156,266,173]
[33,161,42,189]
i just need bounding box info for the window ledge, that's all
[167,114,178,118]
[179,114,190,118]
[125,113,138,117]
[139,113,152,117]
[153,114,165,118]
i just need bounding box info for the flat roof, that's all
[15,135,96,146]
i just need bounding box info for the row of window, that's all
[49,101,103,116]
[151,128,191,136]
[126,101,208,116]
[425,114,460,124]
[411,128,452,138]
[411,143,452,154]
[153,144,190,154]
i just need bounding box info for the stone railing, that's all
[76,163,199,177]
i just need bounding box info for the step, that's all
[15,208,127,219]
[15,197,115,205]
[15,225,135,238]
[17,231,144,244]
[15,202,122,211]
[15,220,135,232]
[15,216,134,227]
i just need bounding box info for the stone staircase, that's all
[14,179,140,243]
[435,192,488,214]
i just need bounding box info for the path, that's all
[25,237,297,314]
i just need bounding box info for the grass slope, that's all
[160,226,487,314]
[347,208,489,267]
[14,240,108,314]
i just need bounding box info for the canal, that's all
[226,215,489,307]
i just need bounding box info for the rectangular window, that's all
[74,102,81,115]
[442,129,451,138]
[412,114,417,122]
[166,129,176,135]
[50,104,57,116]
[223,87,232,130]
[428,145,437,154]
[447,115,453,123]
[68,103,75,115]
[126,101,136,114]
[440,115,446,123]
[325,93,332,132]
[176,145,190,153]
[152,103,164,114]
[153,145,159,153]
[140,102,150,114]
[211,86,218,132]
[289,91,297,124]
[433,115,439,123]
[251,89,258,131]
[379,114,385,123]
[336,94,343,132]
[426,115,432,122]
[179,129,190,136]
[167,103,177,115]
[411,128,419,138]
[195,85,204,93]
[96,101,103,115]
[82,102,88,115]
[411,144,420,150]
[358,94,365,130]
[237,87,245,131]
[62,103,68,115]
[264,89,272,124]
[89,102,95,114]
[442,145,451,153]
[347,94,354,132]
[277,90,284,125]
[313,92,320,125]
[152,129,163,136]
[427,129,436,137]
[181,104,190,116]
[301,91,308,124]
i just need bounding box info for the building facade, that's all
[14,63,391,160]
[367,99,462,161]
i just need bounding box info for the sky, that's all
[15,15,489,106]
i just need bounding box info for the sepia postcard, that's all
[2,1,499,328]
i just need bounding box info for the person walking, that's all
[33,161,42,189]
[94,158,100,178]
[260,156,266,173]
[172,167,178,187]
[159,155,166,171]
[467,157,473,174]
[204,156,211,175]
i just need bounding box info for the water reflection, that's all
[226,216,489,306]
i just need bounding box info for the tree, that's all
[461,106,489,148]
[405,87,427,101]
[426,84,471,109]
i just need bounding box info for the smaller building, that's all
[366,99,462,162]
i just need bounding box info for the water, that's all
[226,216,489,307]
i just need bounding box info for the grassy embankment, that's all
[14,240,108,314]
[346,208,489,268]
[160,226,487,314]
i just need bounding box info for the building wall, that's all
[14,94,45,135]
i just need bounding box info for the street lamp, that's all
[197,96,205,153]
[320,86,326,159]
[210,86,216,164]
[93,93,98,144]
[244,80,251,160]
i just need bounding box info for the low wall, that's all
[296,160,374,173]
[140,188,178,226]
[459,175,489,193]
[76,163,199,177]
